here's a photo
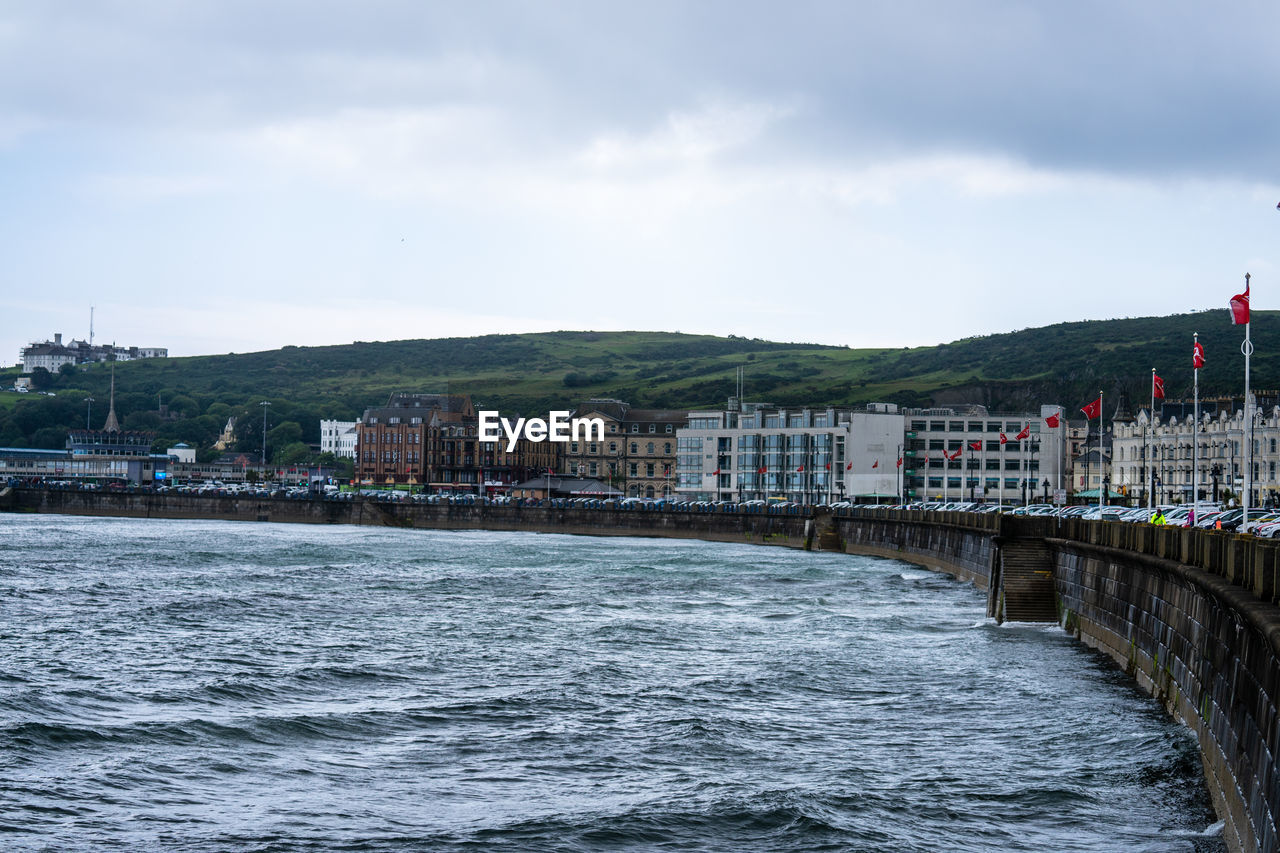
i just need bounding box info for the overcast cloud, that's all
[2,1,1278,363]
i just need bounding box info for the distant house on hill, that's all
[20,332,168,374]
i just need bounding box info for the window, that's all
[647,442,655,454]
[609,442,617,453]
[646,463,655,477]
[629,463,638,476]
[649,424,656,433]
[630,442,638,453]
[665,424,673,433]
[631,424,639,433]
[664,442,671,454]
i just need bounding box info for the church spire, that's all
[102,363,120,432]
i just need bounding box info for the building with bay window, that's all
[1111,395,1280,508]
[559,399,685,499]
[675,401,907,505]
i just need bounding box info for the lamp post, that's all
[260,401,271,480]
[1042,478,1050,503]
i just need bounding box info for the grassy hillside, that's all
[0,311,1271,459]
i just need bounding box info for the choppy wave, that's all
[0,515,1224,851]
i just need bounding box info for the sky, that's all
[3,1,1279,365]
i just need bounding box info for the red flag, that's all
[797,465,805,473]
[1193,340,1205,369]
[1015,425,1030,441]
[872,460,879,469]
[895,457,903,468]
[968,441,982,451]
[1153,373,1165,400]
[825,462,831,470]
[1081,397,1102,419]
[758,466,766,474]
[845,461,853,471]
[947,447,962,461]
[999,432,1008,445]
[1045,413,1060,428]
[1230,280,1250,325]
[711,468,720,476]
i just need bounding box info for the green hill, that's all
[0,312,1270,461]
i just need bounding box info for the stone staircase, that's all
[998,538,1058,623]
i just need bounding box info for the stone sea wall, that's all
[6,488,814,548]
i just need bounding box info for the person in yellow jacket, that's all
[1150,509,1167,525]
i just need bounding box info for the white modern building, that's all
[675,401,907,504]
[902,404,1069,504]
[320,419,358,459]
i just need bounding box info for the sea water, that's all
[0,515,1225,851]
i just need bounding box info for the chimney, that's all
[54,332,62,345]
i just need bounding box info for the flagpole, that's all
[897,443,903,504]
[1193,332,1200,524]
[945,447,951,505]
[1152,366,1162,512]
[1020,427,1026,507]
[1242,274,1253,531]
[1098,391,1104,512]
[1056,406,1062,503]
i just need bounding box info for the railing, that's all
[843,507,1280,609]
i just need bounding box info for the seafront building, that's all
[675,401,907,504]
[559,399,685,499]
[1111,396,1280,508]
[354,392,557,492]
[900,404,1069,504]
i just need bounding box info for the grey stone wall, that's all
[1053,538,1280,853]
[836,509,998,589]
[9,489,813,548]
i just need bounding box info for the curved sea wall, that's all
[5,488,815,548]
[831,509,997,588]
[1046,521,1280,853]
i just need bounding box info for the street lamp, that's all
[260,401,271,480]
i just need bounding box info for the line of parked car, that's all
[850,500,1280,536]
[15,477,1275,534]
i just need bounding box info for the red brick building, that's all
[355,392,555,492]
